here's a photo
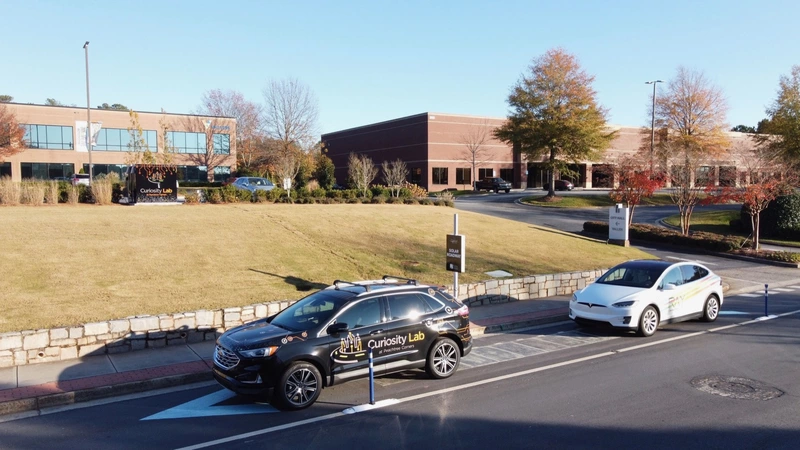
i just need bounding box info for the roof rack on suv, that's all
[382,275,417,285]
[333,280,371,292]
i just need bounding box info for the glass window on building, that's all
[176,165,208,182]
[0,162,11,178]
[23,124,74,150]
[96,128,156,152]
[696,166,712,186]
[456,168,471,185]
[478,168,493,180]
[167,131,207,154]
[83,164,126,178]
[21,163,73,180]
[409,167,422,185]
[432,167,448,185]
[213,166,231,182]
[500,168,513,182]
[213,133,230,155]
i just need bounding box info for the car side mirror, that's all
[326,322,348,335]
[662,283,677,291]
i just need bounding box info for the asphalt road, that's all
[1,293,798,449]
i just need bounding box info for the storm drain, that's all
[691,375,784,401]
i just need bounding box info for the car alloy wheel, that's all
[637,306,659,337]
[277,362,321,410]
[426,338,460,379]
[702,295,720,322]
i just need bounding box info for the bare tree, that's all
[198,89,263,173]
[381,158,409,197]
[348,153,378,197]
[0,103,25,161]
[654,67,730,235]
[459,120,493,190]
[177,115,233,181]
[262,78,319,153]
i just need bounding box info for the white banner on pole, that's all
[75,121,103,152]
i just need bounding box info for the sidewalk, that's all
[0,296,570,418]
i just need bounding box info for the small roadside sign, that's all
[446,234,465,273]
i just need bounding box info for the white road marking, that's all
[770,288,793,292]
[665,256,717,266]
[788,286,800,289]
[738,293,762,298]
[176,308,800,450]
[141,389,278,420]
[719,311,751,315]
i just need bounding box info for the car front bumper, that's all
[569,304,640,329]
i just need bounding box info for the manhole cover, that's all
[691,375,784,400]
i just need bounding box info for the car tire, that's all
[494,188,499,193]
[702,295,720,322]
[637,305,659,337]
[274,362,322,410]
[426,338,460,379]
[505,189,510,193]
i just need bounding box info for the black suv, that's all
[213,276,472,410]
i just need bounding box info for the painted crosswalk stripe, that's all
[770,288,793,292]
[719,311,751,316]
[738,293,762,298]
[788,286,800,289]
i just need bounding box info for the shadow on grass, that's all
[249,269,328,292]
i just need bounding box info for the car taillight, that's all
[456,304,469,317]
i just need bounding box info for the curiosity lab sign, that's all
[135,168,178,203]
[446,234,465,273]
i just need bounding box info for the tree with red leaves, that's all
[610,168,664,227]
[703,179,784,251]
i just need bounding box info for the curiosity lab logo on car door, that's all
[331,330,426,363]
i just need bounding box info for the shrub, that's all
[311,188,327,198]
[91,177,113,205]
[327,189,344,199]
[20,181,45,206]
[758,193,800,239]
[184,192,200,204]
[402,182,427,199]
[111,183,124,203]
[67,185,79,205]
[44,181,60,205]
[78,185,93,203]
[371,186,390,198]
[420,198,434,206]
[388,197,404,205]
[371,195,387,204]
[403,198,420,205]
[0,177,21,205]
[346,197,361,204]
[180,181,223,188]
[434,191,455,202]
[253,190,272,203]
[207,189,223,204]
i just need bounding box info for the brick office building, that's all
[321,112,757,191]
[1,103,237,182]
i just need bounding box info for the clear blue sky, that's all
[2,0,797,134]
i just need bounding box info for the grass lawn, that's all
[521,194,674,208]
[663,210,800,248]
[0,204,651,332]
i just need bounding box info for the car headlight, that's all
[571,293,578,303]
[612,300,637,308]
[239,346,279,358]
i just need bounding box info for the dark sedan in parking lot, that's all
[543,180,574,191]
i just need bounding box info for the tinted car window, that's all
[597,266,661,288]
[661,267,684,288]
[270,291,349,332]
[334,298,382,329]
[681,265,708,283]
[387,293,434,320]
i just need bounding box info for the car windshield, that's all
[596,266,665,288]
[250,178,270,186]
[270,290,352,332]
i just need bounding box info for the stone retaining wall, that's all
[0,269,607,368]
[451,269,606,306]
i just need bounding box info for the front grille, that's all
[214,344,240,370]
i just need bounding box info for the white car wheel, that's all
[702,295,720,322]
[637,306,659,337]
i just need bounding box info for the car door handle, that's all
[369,330,384,335]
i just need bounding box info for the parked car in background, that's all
[475,177,512,193]
[231,177,275,194]
[213,276,472,410]
[222,177,239,186]
[542,180,574,191]
[570,260,723,337]
[70,174,90,186]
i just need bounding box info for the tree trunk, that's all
[753,212,761,251]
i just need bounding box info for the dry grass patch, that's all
[0,204,651,332]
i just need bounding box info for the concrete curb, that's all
[0,371,212,417]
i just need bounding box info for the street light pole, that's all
[645,80,663,177]
[83,41,93,185]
